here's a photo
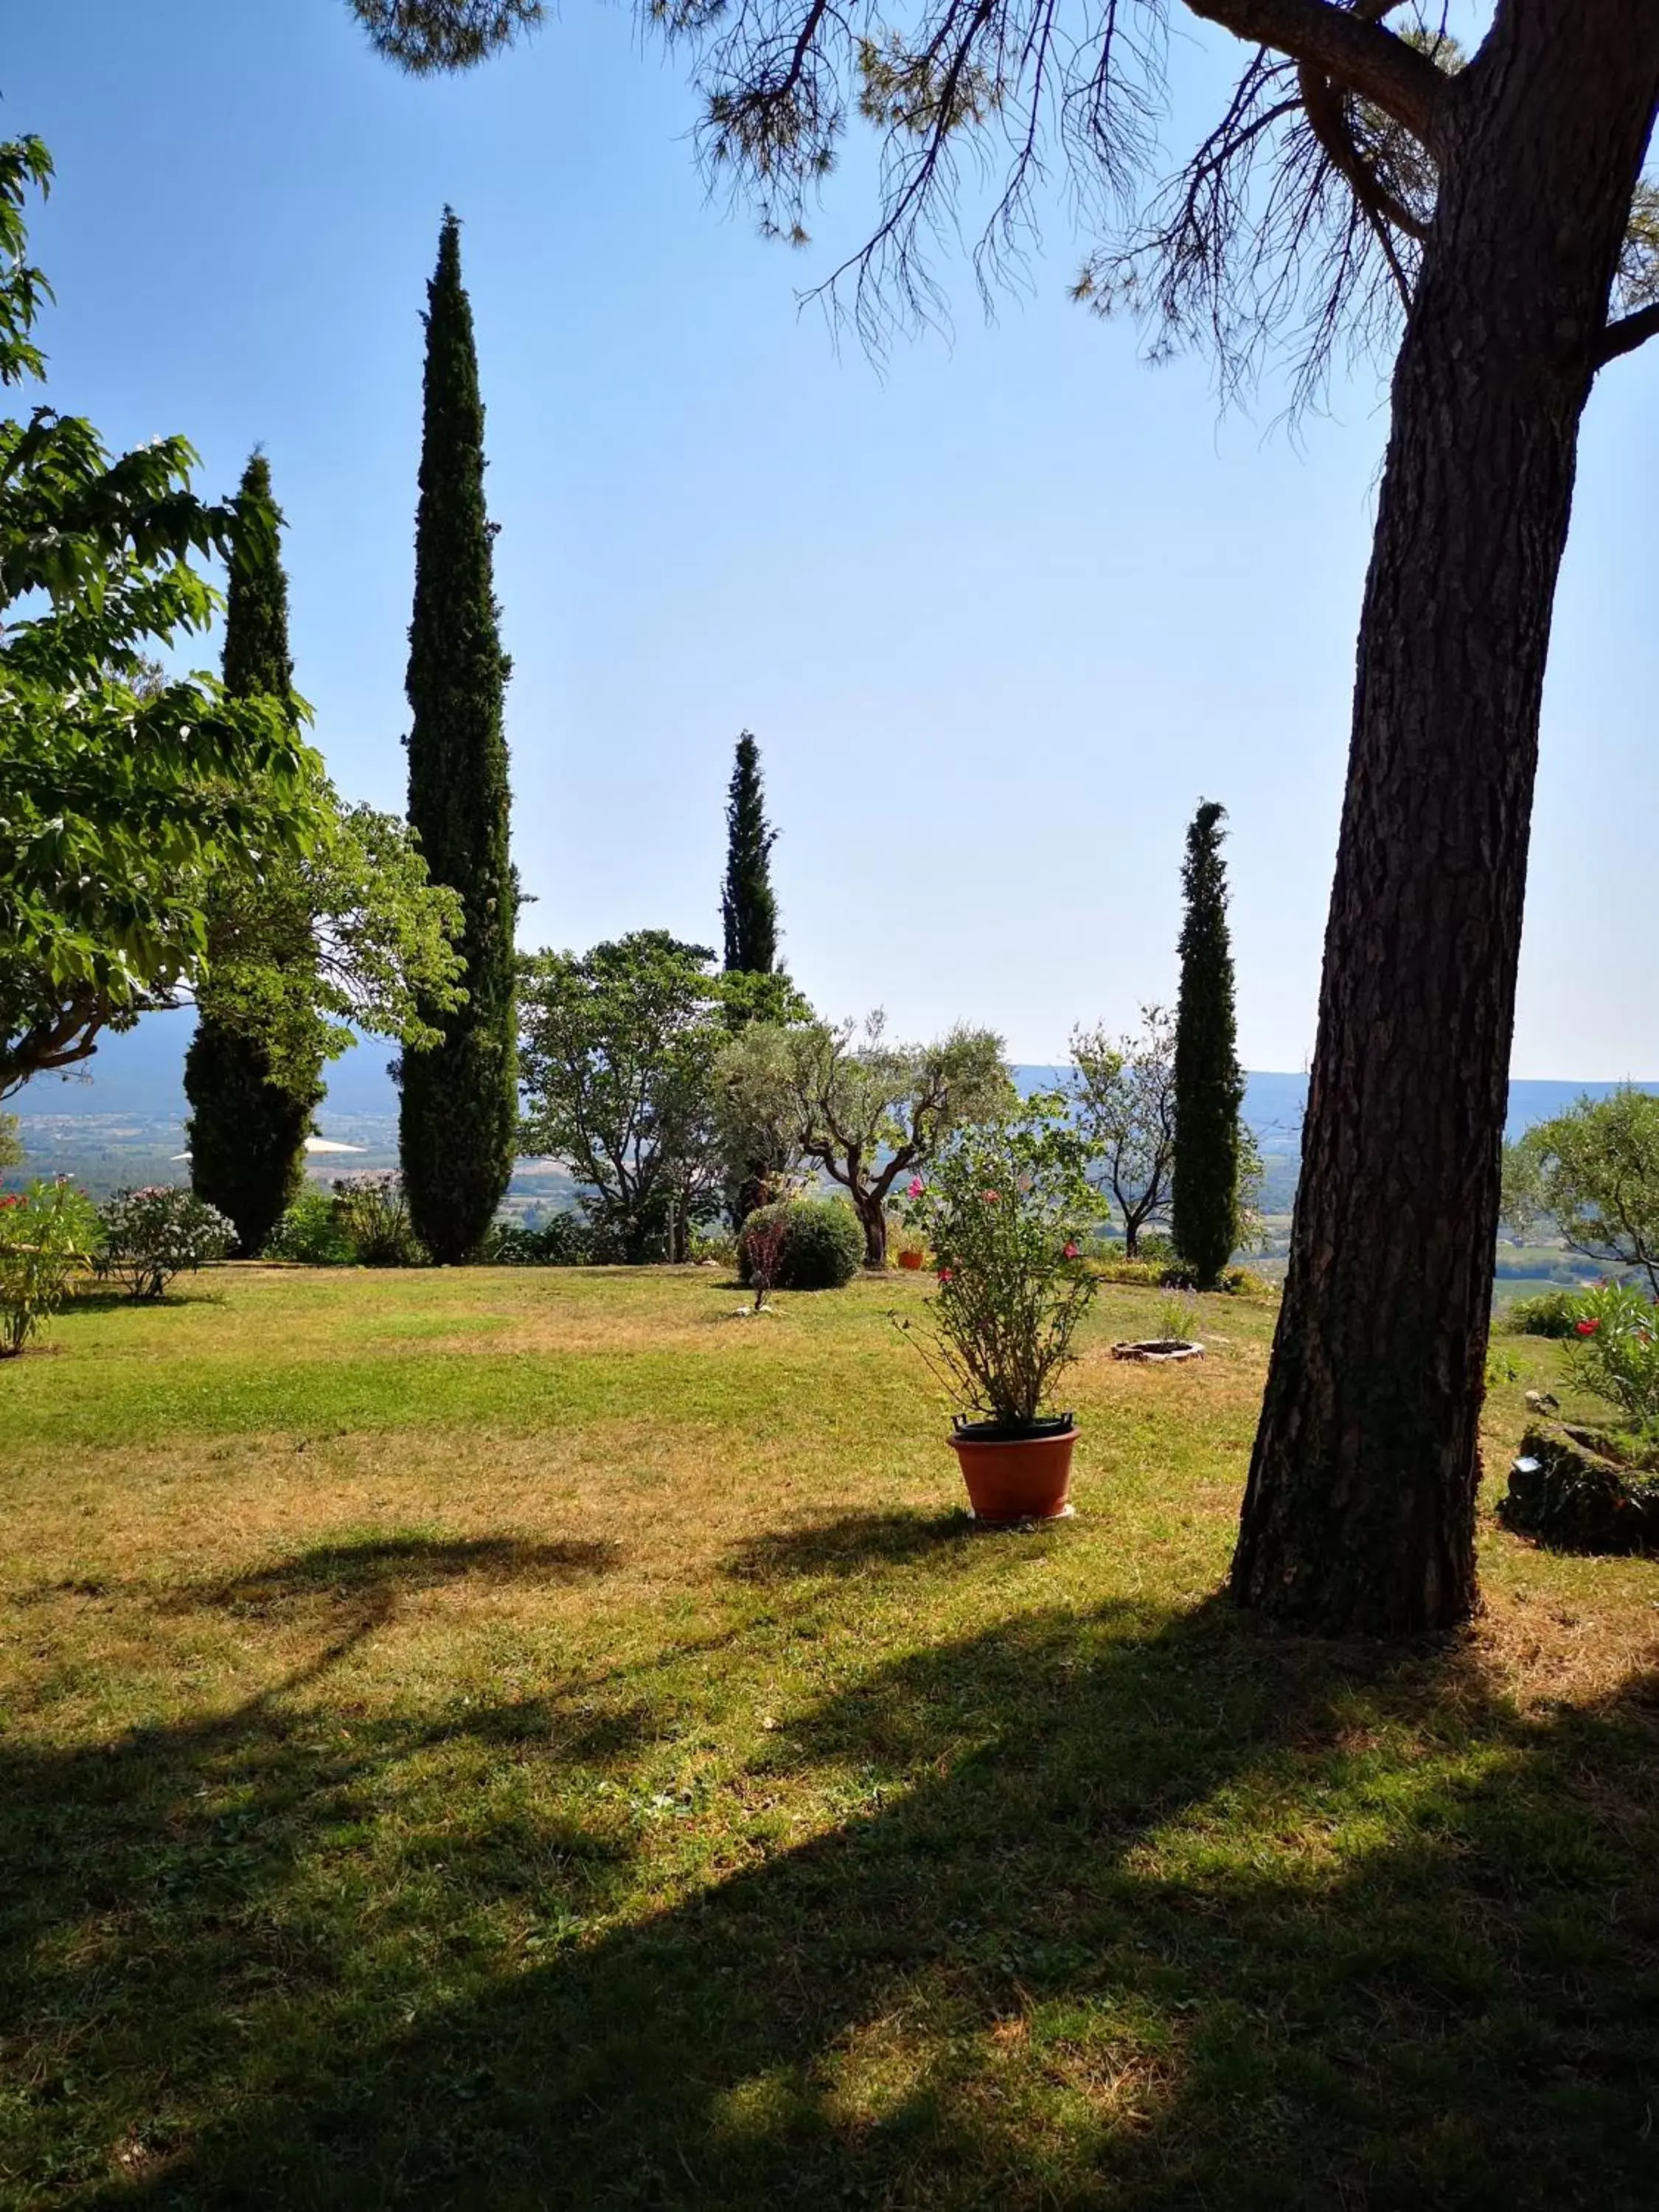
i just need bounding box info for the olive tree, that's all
[717,1015,1012,1265]
[1503,1091,1659,1299]
[1068,1007,1178,1259]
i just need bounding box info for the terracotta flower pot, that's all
[897,1250,925,1270]
[948,1417,1077,1525]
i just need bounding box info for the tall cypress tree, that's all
[184,451,321,1256]
[1170,800,1244,1291]
[399,209,516,1263]
[721,731,779,975]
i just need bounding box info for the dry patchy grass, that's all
[1,1266,1656,2208]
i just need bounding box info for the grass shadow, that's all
[723,1508,974,1582]
[170,1532,625,1612]
[4,1589,1652,2206]
[66,1284,229,1314]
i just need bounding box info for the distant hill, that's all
[14,1018,1655,1143]
[15,1010,401,1122]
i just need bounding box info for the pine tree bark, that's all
[1234,2,1659,1635]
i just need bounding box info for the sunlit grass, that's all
[1,1266,1655,2206]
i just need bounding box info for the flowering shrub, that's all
[1566,1280,1659,1430]
[0,1178,99,1354]
[894,1099,1103,1433]
[97,1186,234,1301]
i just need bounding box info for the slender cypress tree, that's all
[720,731,779,975]
[1170,801,1244,1291]
[398,209,516,1263]
[184,451,321,1256]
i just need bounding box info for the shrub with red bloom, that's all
[1565,1281,1659,1430]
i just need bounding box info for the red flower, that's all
[938,1267,953,1284]
[1063,1242,1079,1259]
[981,1190,1000,1204]
[1575,1317,1601,1337]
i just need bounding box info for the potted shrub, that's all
[894,1101,1102,1523]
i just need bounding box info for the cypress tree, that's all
[1170,800,1244,1290]
[398,209,516,1263]
[184,451,321,1256]
[720,731,779,975]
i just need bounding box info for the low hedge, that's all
[739,1197,865,1290]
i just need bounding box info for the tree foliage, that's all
[1503,1091,1659,1301]
[347,4,1659,397]
[0,139,322,1099]
[1068,1004,1176,1259]
[187,450,321,1256]
[1171,802,1243,1290]
[722,731,780,976]
[398,208,518,1264]
[716,1015,1012,1265]
[519,932,746,1262]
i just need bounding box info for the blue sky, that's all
[7,1,1655,1077]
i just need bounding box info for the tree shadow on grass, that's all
[7,1585,1658,2209]
[723,1508,974,1582]
[163,1532,625,1617]
[66,1284,229,1313]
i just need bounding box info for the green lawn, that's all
[2,1266,1657,2208]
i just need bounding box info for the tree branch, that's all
[1596,299,1659,367]
[1184,0,1450,148]
[1296,60,1427,243]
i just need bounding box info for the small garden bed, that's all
[1499,1420,1659,1554]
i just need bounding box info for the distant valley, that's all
[8,1012,1656,1276]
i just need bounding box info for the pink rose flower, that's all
[907,1177,925,1198]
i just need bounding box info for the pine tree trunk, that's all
[1234,4,1659,1636]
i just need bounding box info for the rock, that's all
[1110,1340,1204,1364]
[1499,1422,1659,1554]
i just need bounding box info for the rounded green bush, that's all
[740,1197,864,1290]
[1504,1288,1585,1338]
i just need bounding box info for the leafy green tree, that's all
[716,1015,1012,1266]
[185,451,324,1254]
[0,139,321,1099]
[518,932,734,1262]
[1503,1091,1659,1299]
[1069,1006,1177,1260]
[187,798,467,1253]
[398,208,517,1264]
[721,732,779,977]
[1170,804,1244,1290]
[354,0,1659,1638]
[0,1117,21,1173]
